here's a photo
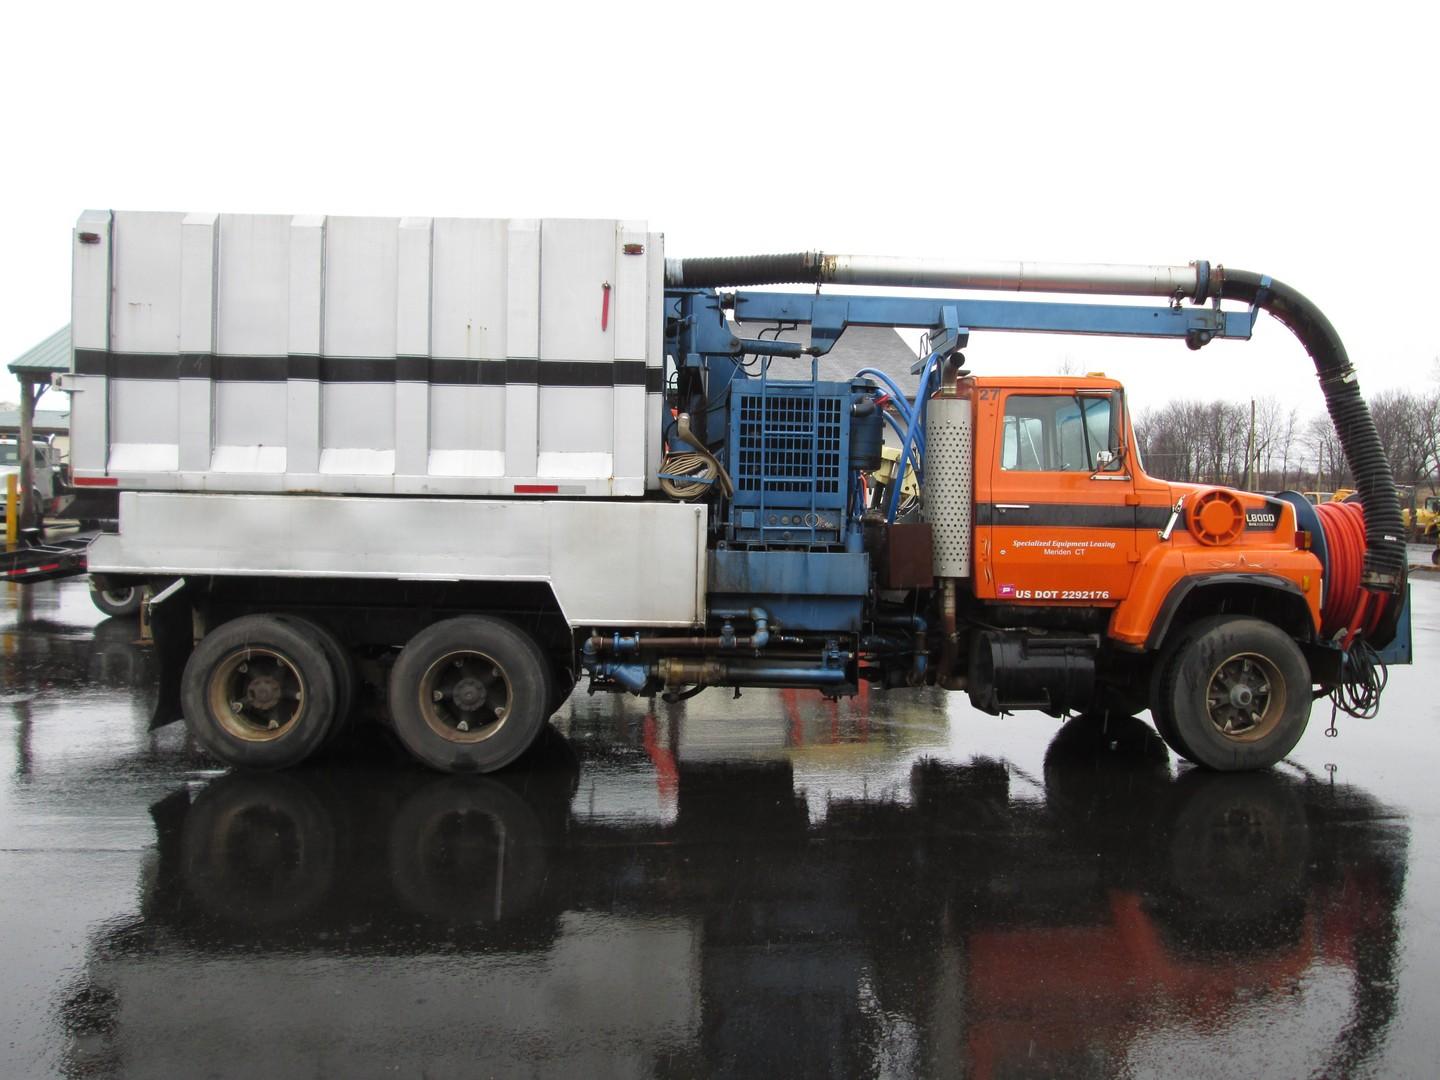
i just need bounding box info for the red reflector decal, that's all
[513,484,559,494]
[8,563,61,576]
[72,476,119,487]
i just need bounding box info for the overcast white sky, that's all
[3,1,1436,419]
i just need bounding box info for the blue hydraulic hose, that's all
[854,368,916,424]
[859,366,925,460]
[886,353,941,522]
[881,409,910,447]
[881,408,924,459]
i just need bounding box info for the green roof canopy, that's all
[8,325,71,376]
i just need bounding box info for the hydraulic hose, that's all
[661,412,734,500]
[887,352,942,522]
[1315,500,1382,643]
[1214,271,1406,630]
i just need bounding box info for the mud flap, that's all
[148,580,193,730]
[1374,584,1412,666]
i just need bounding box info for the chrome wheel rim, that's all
[417,650,511,743]
[207,647,306,742]
[1204,652,1285,743]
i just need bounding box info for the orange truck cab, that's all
[968,374,1322,646]
[929,372,1390,771]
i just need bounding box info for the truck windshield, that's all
[0,444,19,466]
[1001,394,1114,472]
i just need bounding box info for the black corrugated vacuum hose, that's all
[667,252,823,289]
[1215,270,1406,642]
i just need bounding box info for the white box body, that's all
[70,212,665,497]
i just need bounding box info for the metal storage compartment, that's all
[69,212,665,496]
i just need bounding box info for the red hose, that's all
[1316,500,1384,645]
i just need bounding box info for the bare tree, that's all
[1414,388,1440,494]
[1305,414,1348,491]
[1369,388,1428,488]
[1252,397,1282,485]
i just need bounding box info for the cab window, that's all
[1001,394,1115,472]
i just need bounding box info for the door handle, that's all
[1158,496,1186,540]
[995,503,1030,510]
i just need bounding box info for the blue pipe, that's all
[591,661,649,693]
[874,612,929,683]
[607,633,640,654]
[709,607,770,650]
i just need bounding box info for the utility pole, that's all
[17,374,45,530]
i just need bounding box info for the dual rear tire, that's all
[180,615,338,770]
[387,616,551,774]
[182,612,553,774]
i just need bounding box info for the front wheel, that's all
[1156,616,1311,771]
[388,616,551,774]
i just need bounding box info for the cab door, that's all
[977,389,1137,605]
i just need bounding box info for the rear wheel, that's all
[181,614,337,769]
[90,581,143,618]
[388,616,551,774]
[1156,615,1311,771]
[275,615,357,740]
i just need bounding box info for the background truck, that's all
[0,436,65,520]
[53,211,1409,774]
[1402,493,1440,563]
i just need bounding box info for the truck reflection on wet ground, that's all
[65,731,1406,1074]
[0,579,1417,1078]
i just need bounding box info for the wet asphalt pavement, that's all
[2,575,1438,1078]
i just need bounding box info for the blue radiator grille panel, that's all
[736,394,843,494]
[727,379,851,546]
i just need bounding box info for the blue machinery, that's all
[586,278,1263,698]
[666,283,1257,540]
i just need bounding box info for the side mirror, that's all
[1093,447,1125,472]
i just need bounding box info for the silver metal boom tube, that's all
[819,255,1200,298]
[664,251,1207,302]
